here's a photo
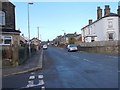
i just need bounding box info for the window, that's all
[91,37,95,42]
[0,11,5,26]
[0,36,12,45]
[108,33,113,40]
[108,19,113,29]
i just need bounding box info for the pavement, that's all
[2,49,43,77]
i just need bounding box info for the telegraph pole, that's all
[37,27,39,40]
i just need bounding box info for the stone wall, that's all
[78,40,119,55]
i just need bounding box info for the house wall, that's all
[82,16,119,42]
[103,16,119,41]
[2,2,15,29]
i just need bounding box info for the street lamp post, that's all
[28,2,33,57]
[62,30,66,45]
[37,26,39,40]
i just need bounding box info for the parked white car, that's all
[67,44,78,52]
[43,44,48,50]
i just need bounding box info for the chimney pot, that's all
[97,6,102,19]
[117,6,120,16]
[104,5,110,16]
[89,19,92,25]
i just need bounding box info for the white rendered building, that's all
[81,5,120,42]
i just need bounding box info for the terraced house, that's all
[0,0,21,66]
[81,5,120,42]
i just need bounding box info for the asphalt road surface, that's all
[2,47,118,89]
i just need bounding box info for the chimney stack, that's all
[89,19,92,25]
[117,6,120,16]
[97,6,102,19]
[104,5,110,16]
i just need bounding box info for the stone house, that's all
[30,38,41,51]
[0,1,21,66]
[65,32,82,45]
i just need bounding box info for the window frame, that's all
[0,11,5,26]
[0,36,13,45]
[108,33,114,40]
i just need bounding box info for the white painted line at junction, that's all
[27,80,34,87]
[38,75,43,79]
[106,55,118,59]
[38,80,44,85]
[41,86,45,90]
[26,79,44,88]
[71,55,79,59]
[83,59,89,62]
[31,72,35,75]
[29,76,35,79]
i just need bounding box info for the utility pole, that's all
[28,2,33,57]
[62,30,66,45]
[37,27,39,40]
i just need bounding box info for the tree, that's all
[68,37,76,44]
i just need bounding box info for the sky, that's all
[12,1,119,41]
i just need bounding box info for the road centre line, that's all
[71,55,79,59]
[83,59,90,62]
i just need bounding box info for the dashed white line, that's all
[38,75,43,79]
[26,73,45,88]
[38,80,44,85]
[41,86,45,90]
[29,76,35,79]
[71,55,79,59]
[83,59,90,62]
[31,72,35,75]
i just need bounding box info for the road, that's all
[2,47,118,89]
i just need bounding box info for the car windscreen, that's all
[69,45,77,47]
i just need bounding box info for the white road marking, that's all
[29,76,35,79]
[26,80,44,88]
[31,72,35,75]
[38,75,43,79]
[26,74,45,88]
[38,80,44,85]
[71,55,79,59]
[83,59,89,62]
[41,86,45,90]
[106,55,118,59]
[27,80,34,87]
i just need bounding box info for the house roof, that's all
[30,38,41,42]
[65,34,76,37]
[81,13,119,30]
[2,28,21,33]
